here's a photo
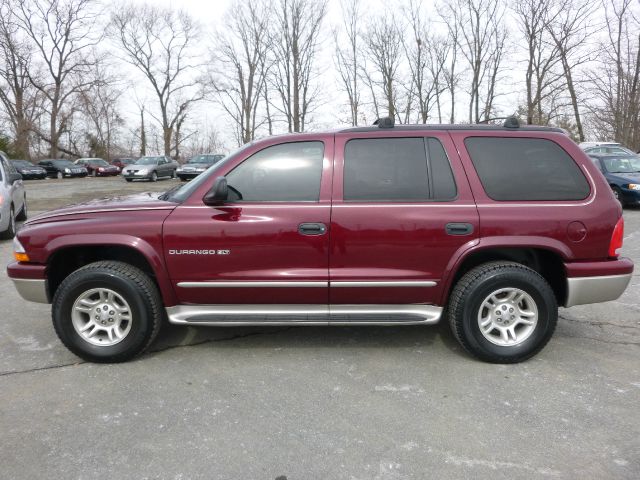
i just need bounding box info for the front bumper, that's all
[7,262,49,304]
[622,188,640,205]
[565,257,634,307]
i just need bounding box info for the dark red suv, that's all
[7,118,633,363]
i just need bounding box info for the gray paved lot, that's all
[0,176,639,479]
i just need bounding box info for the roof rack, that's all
[373,117,395,128]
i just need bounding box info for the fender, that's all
[437,236,572,305]
[45,234,178,307]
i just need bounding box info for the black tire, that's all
[612,186,624,207]
[0,205,16,239]
[150,171,158,182]
[125,178,133,183]
[171,169,177,179]
[448,261,557,364]
[52,261,163,363]
[16,196,27,221]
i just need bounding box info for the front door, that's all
[329,132,479,306]
[163,137,334,305]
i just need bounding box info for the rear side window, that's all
[464,137,590,201]
[343,137,456,201]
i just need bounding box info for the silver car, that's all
[0,151,27,239]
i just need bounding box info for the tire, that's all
[447,261,557,364]
[16,196,27,221]
[56,171,63,179]
[52,261,163,363]
[125,178,133,183]
[179,177,187,182]
[0,205,16,239]
[150,171,158,182]
[612,186,624,207]
[171,169,177,179]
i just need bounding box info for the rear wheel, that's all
[125,178,133,183]
[0,205,16,239]
[448,261,557,363]
[52,261,163,363]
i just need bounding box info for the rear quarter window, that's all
[464,137,590,201]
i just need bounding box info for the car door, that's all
[163,136,334,305]
[329,132,479,306]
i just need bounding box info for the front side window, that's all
[465,137,590,201]
[226,141,324,202]
[343,137,456,201]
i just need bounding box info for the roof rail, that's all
[373,116,395,128]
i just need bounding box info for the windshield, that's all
[602,156,639,173]
[11,160,32,167]
[52,160,76,167]
[136,157,163,165]
[161,144,253,203]
[187,154,225,165]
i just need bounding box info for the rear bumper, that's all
[564,257,634,307]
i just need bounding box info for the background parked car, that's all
[176,153,225,181]
[110,157,136,173]
[580,141,636,155]
[38,159,88,179]
[121,155,178,182]
[589,153,640,206]
[10,160,47,180]
[74,158,119,177]
[0,151,27,239]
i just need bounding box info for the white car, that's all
[0,151,27,239]
[579,141,636,155]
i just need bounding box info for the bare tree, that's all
[403,0,449,124]
[589,0,640,149]
[334,0,361,126]
[211,0,271,145]
[111,3,203,157]
[512,0,565,125]
[78,59,123,160]
[546,0,599,141]
[441,0,507,123]
[362,11,404,120]
[270,0,327,132]
[12,0,102,157]
[0,0,42,158]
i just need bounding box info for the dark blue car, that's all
[589,154,640,207]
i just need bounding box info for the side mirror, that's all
[9,172,22,184]
[203,176,228,206]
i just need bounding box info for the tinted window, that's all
[428,138,457,199]
[465,137,590,201]
[226,141,324,202]
[343,137,456,201]
[344,138,428,201]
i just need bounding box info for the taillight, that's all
[609,217,624,258]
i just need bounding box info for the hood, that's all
[26,192,177,224]
[607,172,640,183]
[179,163,211,170]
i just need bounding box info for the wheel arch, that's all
[440,244,567,307]
[45,237,177,306]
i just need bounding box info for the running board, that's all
[165,305,443,326]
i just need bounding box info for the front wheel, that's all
[448,261,557,363]
[52,261,163,363]
[150,171,158,182]
[16,196,27,221]
[612,186,624,207]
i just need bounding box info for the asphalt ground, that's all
[0,176,638,479]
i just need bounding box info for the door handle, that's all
[298,223,327,236]
[445,223,474,235]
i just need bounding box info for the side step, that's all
[166,305,443,326]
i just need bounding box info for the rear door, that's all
[163,136,334,305]
[329,132,479,306]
